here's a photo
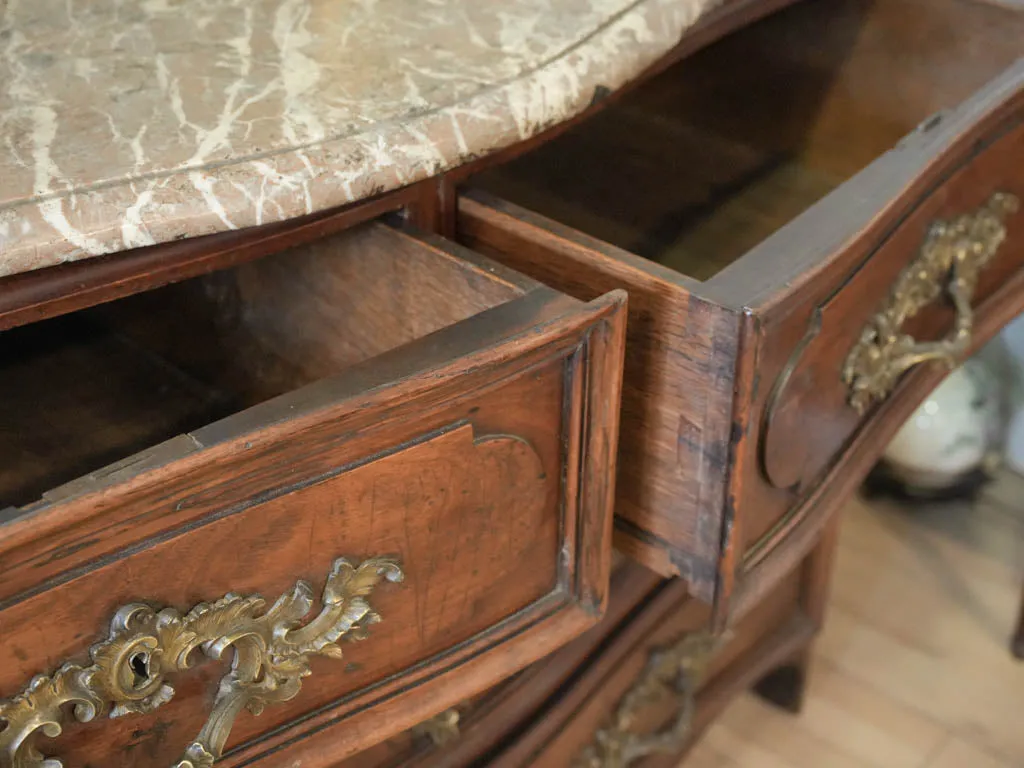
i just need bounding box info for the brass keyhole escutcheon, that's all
[129,652,151,689]
[0,556,404,768]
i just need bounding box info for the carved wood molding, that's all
[412,708,462,747]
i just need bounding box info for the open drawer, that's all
[0,222,626,767]
[456,0,1024,610]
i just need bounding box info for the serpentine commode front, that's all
[0,557,404,768]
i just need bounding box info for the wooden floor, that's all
[684,470,1024,768]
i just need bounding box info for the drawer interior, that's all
[0,222,527,508]
[471,0,1024,281]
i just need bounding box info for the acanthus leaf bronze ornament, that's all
[573,630,725,768]
[412,708,461,747]
[843,191,1020,414]
[0,557,404,768]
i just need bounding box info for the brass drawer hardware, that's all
[0,557,403,768]
[843,192,1020,413]
[573,630,722,768]
[412,708,461,747]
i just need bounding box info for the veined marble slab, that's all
[0,0,721,277]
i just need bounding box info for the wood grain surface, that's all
[460,0,1024,620]
[0,223,628,767]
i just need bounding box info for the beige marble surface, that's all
[0,0,721,278]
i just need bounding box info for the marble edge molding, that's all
[0,0,721,278]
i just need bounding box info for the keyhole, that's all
[129,652,150,689]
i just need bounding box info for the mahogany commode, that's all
[1,0,1022,766]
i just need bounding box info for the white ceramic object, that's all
[1007,409,1024,475]
[1000,314,1024,474]
[883,361,1003,490]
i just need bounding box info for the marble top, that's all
[0,0,720,278]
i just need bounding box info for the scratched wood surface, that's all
[0,222,628,767]
[462,0,1024,613]
[459,192,740,599]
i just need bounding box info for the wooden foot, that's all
[754,662,807,714]
[1013,592,1024,660]
[1012,633,1024,661]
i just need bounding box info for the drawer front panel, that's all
[335,563,664,768]
[737,87,1024,570]
[688,59,1024,596]
[760,120,1024,496]
[487,569,808,768]
[0,288,626,767]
